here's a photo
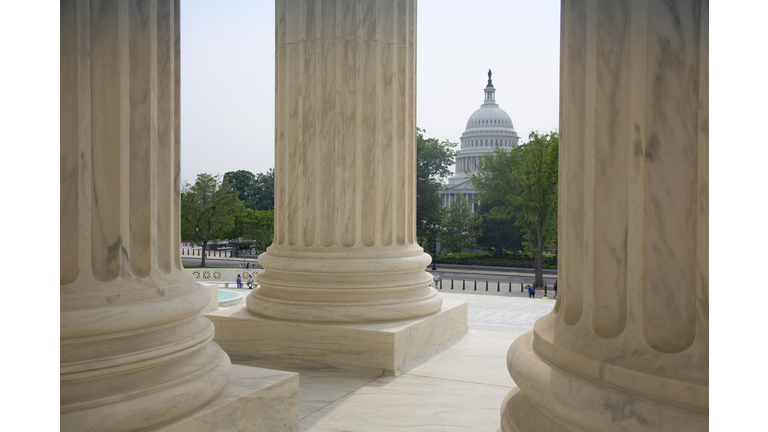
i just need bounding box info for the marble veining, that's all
[502,1,709,430]
[252,0,442,324]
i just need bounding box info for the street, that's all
[183,251,557,296]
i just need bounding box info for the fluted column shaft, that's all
[60,1,230,430]
[503,1,708,431]
[250,0,442,322]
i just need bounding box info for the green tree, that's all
[439,191,478,260]
[471,131,558,288]
[416,128,457,245]
[181,173,243,266]
[474,199,526,255]
[223,170,258,210]
[228,208,274,254]
[252,168,275,210]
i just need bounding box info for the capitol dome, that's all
[465,107,514,130]
[439,70,519,214]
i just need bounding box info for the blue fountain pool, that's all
[218,292,236,301]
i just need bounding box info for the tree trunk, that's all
[534,226,544,289]
[200,241,208,266]
[534,249,544,289]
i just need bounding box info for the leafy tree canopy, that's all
[474,199,526,256]
[252,168,275,211]
[439,191,479,260]
[470,131,558,287]
[181,173,243,266]
[227,208,274,254]
[416,128,457,245]
[223,168,274,211]
[223,170,258,210]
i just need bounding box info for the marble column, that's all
[249,0,442,322]
[501,1,708,431]
[60,1,231,430]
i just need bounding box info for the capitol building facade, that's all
[439,71,519,214]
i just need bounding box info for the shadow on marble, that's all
[229,354,385,420]
[405,330,518,388]
[232,328,519,432]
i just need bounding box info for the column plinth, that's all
[206,1,463,373]
[501,1,709,430]
[249,0,442,323]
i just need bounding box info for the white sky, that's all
[180,0,561,184]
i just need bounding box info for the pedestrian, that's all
[553,279,557,299]
[528,284,535,299]
[239,263,243,269]
[433,273,441,288]
[236,274,242,288]
[247,274,255,289]
[246,262,250,269]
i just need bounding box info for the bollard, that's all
[520,282,523,292]
[474,280,477,291]
[497,281,500,292]
[485,281,488,291]
[451,279,454,290]
[544,284,547,296]
[439,280,443,289]
[463,280,465,290]
[509,281,512,292]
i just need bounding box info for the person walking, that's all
[247,274,255,289]
[553,279,557,299]
[433,273,441,289]
[528,284,535,299]
[236,274,242,288]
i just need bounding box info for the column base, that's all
[153,364,299,432]
[251,248,442,322]
[205,300,467,374]
[501,332,708,432]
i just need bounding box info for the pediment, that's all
[441,179,476,192]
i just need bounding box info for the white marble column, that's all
[249,0,441,322]
[60,1,231,430]
[501,1,709,431]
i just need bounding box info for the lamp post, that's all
[429,223,439,271]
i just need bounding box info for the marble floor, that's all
[223,292,555,431]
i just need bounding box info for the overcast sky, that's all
[180,0,561,185]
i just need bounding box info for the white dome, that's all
[440,71,520,215]
[447,71,520,182]
[465,107,514,130]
